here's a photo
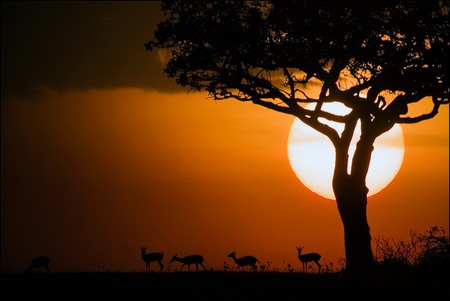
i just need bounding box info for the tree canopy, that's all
[147,0,449,144]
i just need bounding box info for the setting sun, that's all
[287,103,405,200]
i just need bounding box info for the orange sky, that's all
[1,2,448,273]
[2,88,447,272]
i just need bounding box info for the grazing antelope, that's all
[170,254,206,271]
[141,246,164,272]
[296,246,322,273]
[227,251,259,271]
[25,256,52,273]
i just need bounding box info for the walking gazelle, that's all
[170,254,206,271]
[227,251,260,271]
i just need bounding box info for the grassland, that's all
[1,269,448,301]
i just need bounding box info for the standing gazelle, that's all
[296,246,322,273]
[227,251,259,271]
[141,246,164,272]
[170,254,206,272]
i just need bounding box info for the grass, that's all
[1,268,449,301]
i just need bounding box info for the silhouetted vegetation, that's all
[374,226,450,272]
[147,0,450,278]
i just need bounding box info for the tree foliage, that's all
[148,0,449,144]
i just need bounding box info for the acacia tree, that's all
[147,0,449,276]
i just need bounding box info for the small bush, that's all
[373,226,449,271]
[416,226,450,270]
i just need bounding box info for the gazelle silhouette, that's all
[141,246,164,272]
[296,246,322,273]
[25,256,52,273]
[227,251,259,271]
[170,254,206,271]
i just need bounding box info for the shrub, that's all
[373,226,449,271]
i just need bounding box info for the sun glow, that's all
[287,102,405,200]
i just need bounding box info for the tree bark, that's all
[333,138,376,278]
[335,181,374,277]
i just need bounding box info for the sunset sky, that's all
[1,1,448,273]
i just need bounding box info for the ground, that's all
[1,269,448,301]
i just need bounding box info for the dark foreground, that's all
[1,269,449,301]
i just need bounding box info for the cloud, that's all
[1,1,182,99]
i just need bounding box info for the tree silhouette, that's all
[146,0,449,277]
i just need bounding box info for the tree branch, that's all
[396,96,442,124]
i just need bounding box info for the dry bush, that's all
[373,226,449,270]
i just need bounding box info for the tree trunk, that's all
[333,138,376,277]
[335,179,374,277]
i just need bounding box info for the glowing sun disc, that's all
[287,103,405,200]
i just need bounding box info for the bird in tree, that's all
[146,0,449,278]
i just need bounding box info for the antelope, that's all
[170,254,206,271]
[296,246,322,273]
[141,246,164,272]
[25,256,52,273]
[227,251,259,271]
